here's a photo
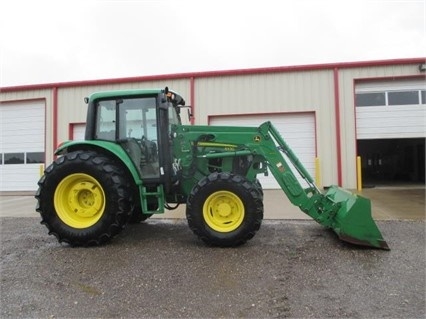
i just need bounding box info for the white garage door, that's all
[356,79,426,139]
[210,113,316,189]
[72,123,86,140]
[0,100,45,192]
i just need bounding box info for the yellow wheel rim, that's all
[203,190,245,232]
[54,173,105,229]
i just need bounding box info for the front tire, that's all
[186,172,263,247]
[35,151,133,246]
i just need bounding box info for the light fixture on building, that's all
[419,63,426,72]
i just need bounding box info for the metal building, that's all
[1,58,425,193]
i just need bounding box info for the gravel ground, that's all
[1,218,425,319]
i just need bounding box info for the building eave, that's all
[1,57,425,93]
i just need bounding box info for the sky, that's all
[0,0,425,87]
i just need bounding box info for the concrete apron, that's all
[0,188,424,220]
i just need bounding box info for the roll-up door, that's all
[210,113,316,189]
[355,79,426,184]
[356,79,426,139]
[0,100,45,192]
[72,123,86,140]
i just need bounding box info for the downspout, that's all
[333,68,343,186]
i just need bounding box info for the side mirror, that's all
[177,106,193,125]
[187,107,193,123]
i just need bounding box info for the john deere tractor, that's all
[35,87,389,249]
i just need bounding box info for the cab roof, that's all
[88,88,164,101]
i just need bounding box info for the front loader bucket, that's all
[324,186,390,250]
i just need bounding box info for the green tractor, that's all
[35,87,389,249]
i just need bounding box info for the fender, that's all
[55,140,142,186]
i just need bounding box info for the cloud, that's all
[1,0,424,86]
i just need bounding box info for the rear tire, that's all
[35,151,133,246]
[186,172,263,247]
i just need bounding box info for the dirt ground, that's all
[1,217,425,319]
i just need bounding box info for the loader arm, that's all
[255,122,389,249]
[252,122,326,220]
[174,121,389,250]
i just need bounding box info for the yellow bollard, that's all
[356,156,362,191]
[315,157,322,188]
[39,164,44,177]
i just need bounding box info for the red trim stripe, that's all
[52,87,58,156]
[190,77,195,125]
[333,68,343,186]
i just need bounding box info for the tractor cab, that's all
[83,88,186,202]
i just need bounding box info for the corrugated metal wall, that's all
[194,70,338,186]
[1,61,423,189]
